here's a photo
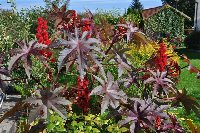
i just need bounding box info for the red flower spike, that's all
[38,50,52,58]
[155,43,167,72]
[50,58,56,63]
[75,76,90,113]
[36,17,51,46]
[155,116,161,130]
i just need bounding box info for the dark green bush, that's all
[184,31,200,50]
[144,7,185,37]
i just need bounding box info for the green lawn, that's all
[176,48,200,100]
[175,48,200,127]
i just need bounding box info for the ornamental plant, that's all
[0,3,199,133]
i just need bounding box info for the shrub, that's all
[0,3,200,133]
[144,7,185,39]
[184,31,200,50]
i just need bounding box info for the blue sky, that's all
[0,0,162,13]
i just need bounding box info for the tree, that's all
[44,0,70,8]
[129,0,143,12]
[161,0,195,28]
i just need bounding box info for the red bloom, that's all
[155,116,161,130]
[36,17,51,45]
[155,43,167,72]
[76,76,90,113]
[63,10,79,31]
[117,26,127,35]
[38,50,52,58]
[81,19,92,39]
[50,58,56,63]
[71,10,77,18]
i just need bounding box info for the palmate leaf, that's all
[106,44,132,78]
[119,98,169,133]
[24,86,71,123]
[172,89,200,117]
[90,71,127,114]
[7,40,47,78]
[119,72,139,89]
[182,54,200,80]
[0,67,10,96]
[144,70,174,96]
[56,28,105,80]
[116,22,138,42]
[132,32,152,50]
[0,68,9,77]
[49,3,71,28]
[110,54,131,78]
[95,17,115,44]
[162,115,185,132]
[0,68,10,93]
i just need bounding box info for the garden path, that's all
[0,95,21,132]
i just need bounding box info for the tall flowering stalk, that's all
[36,17,51,45]
[76,77,90,113]
[81,19,92,39]
[36,17,53,59]
[155,43,167,72]
[36,17,54,81]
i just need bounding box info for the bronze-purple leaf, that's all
[57,28,104,80]
[90,71,127,114]
[7,40,47,78]
[24,86,71,123]
[144,70,174,96]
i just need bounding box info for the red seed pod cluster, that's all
[63,10,79,31]
[117,26,127,36]
[155,43,167,72]
[38,50,52,58]
[71,10,77,18]
[38,49,56,63]
[81,19,92,39]
[36,17,51,45]
[81,19,91,32]
[36,17,56,62]
[76,77,90,113]
[155,116,161,130]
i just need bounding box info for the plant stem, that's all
[30,75,46,89]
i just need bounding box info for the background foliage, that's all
[185,31,200,50]
[144,7,185,38]
[0,1,200,132]
[161,0,195,28]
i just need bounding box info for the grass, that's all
[176,48,200,100]
[174,48,200,127]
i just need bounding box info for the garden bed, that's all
[0,2,200,133]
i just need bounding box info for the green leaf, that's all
[71,121,77,126]
[107,125,113,132]
[86,126,92,132]
[85,116,91,121]
[92,128,100,133]
[120,127,128,132]
[47,123,55,131]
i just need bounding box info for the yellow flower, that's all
[163,38,180,64]
[127,43,156,67]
